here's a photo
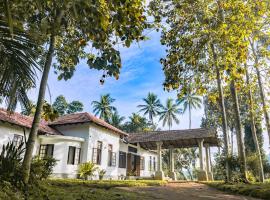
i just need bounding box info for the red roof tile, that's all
[49,112,128,136]
[0,108,61,135]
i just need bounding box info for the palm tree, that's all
[177,89,202,129]
[138,92,162,124]
[109,111,125,129]
[91,94,116,122]
[159,98,181,130]
[0,20,40,111]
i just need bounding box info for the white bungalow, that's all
[0,108,219,181]
[0,109,157,180]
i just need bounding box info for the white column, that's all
[155,142,165,180]
[169,146,174,172]
[157,142,163,171]
[198,139,205,170]
[197,139,208,181]
[205,144,210,173]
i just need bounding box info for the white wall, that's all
[39,136,83,178]
[88,124,122,180]
[0,122,39,155]
[54,124,90,163]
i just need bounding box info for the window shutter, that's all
[112,152,116,166]
[92,148,97,164]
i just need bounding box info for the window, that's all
[140,157,145,170]
[108,144,116,167]
[118,151,126,168]
[128,146,137,153]
[149,156,152,171]
[12,134,23,147]
[92,141,102,165]
[39,144,54,158]
[153,157,156,171]
[67,146,81,165]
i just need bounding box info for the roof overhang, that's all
[127,128,220,150]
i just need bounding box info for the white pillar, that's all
[197,139,208,181]
[168,145,177,180]
[205,144,210,173]
[169,146,174,172]
[198,139,205,170]
[205,144,213,181]
[155,142,165,180]
[157,142,163,171]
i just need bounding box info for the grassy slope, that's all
[204,181,270,200]
[0,179,167,200]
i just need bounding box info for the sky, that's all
[28,30,205,131]
[23,28,269,154]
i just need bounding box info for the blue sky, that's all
[30,30,204,130]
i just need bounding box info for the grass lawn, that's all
[0,179,167,200]
[203,181,270,200]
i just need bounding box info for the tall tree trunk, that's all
[189,104,191,129]
[21,34,55,184]
[230,127,234,155]
[245,64,264,182]
[250,39,270,145]
[230,80,248,181]
[211,43,231,182]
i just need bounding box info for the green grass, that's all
[0,179,167,200]
[203,181,270,200]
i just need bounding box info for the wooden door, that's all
[135,155,141,176]
[126,153,132,175]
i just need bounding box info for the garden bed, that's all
[203,181,270,200]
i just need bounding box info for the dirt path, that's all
[121,182,261,200]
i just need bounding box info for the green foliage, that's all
[122,113,153,133]
[0,20,41,111]
[99,169,106,180]
[213,153,243,183]
[52,95,84,115]
[52,95,68,115]
[78,162,98,180]
[29,156,57,183]
[67,101,83,114]
[0,141,24,186]
[108,111,125,129]
[159,98,181,130]
[92,94,116,122]
[138,92,162,124]
[47,179,167,188]
[1,179,166,200]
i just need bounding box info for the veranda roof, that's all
[127,128,219,150]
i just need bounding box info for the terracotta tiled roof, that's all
[0,108,62,135]
[127,128,219,149]
[49,112,128,136]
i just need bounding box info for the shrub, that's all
[78,162,98,180]
[213,153,245,182]
[29,156,57,183]
[99,169,106,180]
[0,141,24,186]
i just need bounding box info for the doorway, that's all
[127,153,140,176]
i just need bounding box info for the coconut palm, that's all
[138,92,162,124]
[0,20,40,111]
[109,111,125,129]
[91,94,116,122]
[159,98,181,130]
[177,90,202,129]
